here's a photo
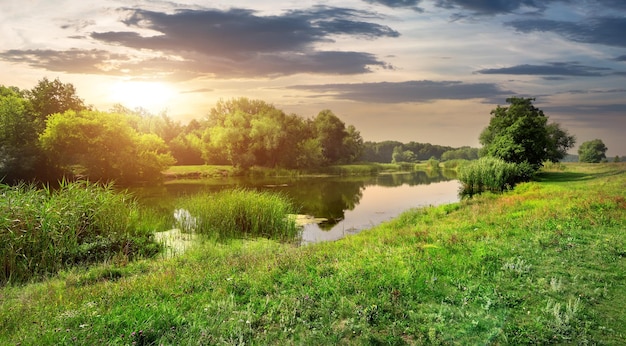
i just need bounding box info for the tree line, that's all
[4,79,607,186]
[1,79,371,184]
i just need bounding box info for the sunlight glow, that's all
[110,81,175,112]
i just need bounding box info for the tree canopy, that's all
[578,139,608,163]
[479,97,575,169]
[40,110,175,183]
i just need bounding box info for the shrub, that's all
[458,157,531,195]
[0,181,160,285]
[176,188,299,242]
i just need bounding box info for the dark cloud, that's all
[475,62,612,77]
[287,80,512,103]
[615,55,626,61]
[362,0,423,11]
[87,6,398,78]
[0,6,398,79]
[434,0,558,15]
[506,17,626,48]
[0,49,128,74]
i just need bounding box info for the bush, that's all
[441,159,468,170]
[458,157,532,195]
[176,188,299,242]
[0,181,160,285]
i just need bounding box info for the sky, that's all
[1,0,625,156]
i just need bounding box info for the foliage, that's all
[362,140,455,163]
[441,146,479,161]
[0,181,161,285]
[480,97,575,169]
[578,139,608,163]
[1,164,625,344]
[427,157,440,171]
[458,156,525,194]
[201,98,362,169]
[40,110,175,183]
[27,77,86,125]
[0,86,44,182]
[176,188,299,242]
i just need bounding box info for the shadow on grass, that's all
[535,171,592,182]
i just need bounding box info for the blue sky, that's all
[1,0,625,155]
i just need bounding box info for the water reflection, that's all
[128,170,460,244]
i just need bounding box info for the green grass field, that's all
[1,163,624,344]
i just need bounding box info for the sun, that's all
[110,81,175,112]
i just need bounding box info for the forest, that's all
[1,78,475,184]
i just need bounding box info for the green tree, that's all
[479,97,575,169]
[313,110,348,164]
[28,77,86,129]
[578,139,608,163]
[40,110,174,183]
[0,86,43,182]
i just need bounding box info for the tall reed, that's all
[176,188,299,242]
[458,156,526,195]
[0,181,160,285]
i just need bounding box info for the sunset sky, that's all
[1,0,625,156]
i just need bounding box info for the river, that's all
[129,170,461,244]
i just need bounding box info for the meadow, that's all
[1,163,625,344]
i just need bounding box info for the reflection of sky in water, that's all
[301,180,461,244]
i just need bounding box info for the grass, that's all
[1,163,625,344]
[0,181,162,285]
[175,188,300,242]
[164,162,420,179]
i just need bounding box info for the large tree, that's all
[479,97,575,169]
[28,77,86,128]
[40,110,175,183]
[578,139,607,163]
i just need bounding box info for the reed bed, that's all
[458,156,525,195]
[0,181,160,285]
[176,188,299,242]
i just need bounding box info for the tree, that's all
[40,110,174,183]
[578,139,607,163]
[0,86,43,182]
[28,78,86,129]
[479,97,575,169]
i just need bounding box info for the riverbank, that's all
[1,163,625,344]
[161,162,443,180]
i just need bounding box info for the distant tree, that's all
[361,141,403,163]
[578,139,608,163]
[614,156,621,163]
[480,97,575,169]
[312,110,363,165]
[204,98,284,169]
[441,147,479,161]
[313,110,349,164]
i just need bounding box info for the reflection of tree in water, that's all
[277,178,365,230]
[372,171,453,187]
[127,170,457,232]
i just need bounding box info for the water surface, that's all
[130,171,460,244]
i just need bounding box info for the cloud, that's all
[287,80,513,103]
[475,62,613,77]
[0,49,128,74]
[362,0,424,11]
[615,55,626,61]
[87,6,398,78]
[506,17,626,48]
[433,0,559,15]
